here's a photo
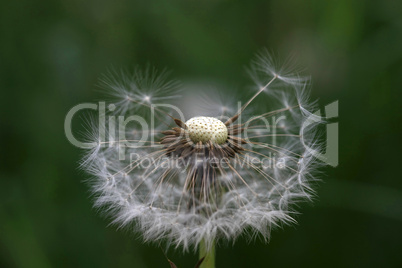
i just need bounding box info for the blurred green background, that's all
[1,0,401,267]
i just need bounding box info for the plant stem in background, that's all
[199,239,215,268]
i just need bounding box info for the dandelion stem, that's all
[199,239,215,268]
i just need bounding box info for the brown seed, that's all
[180,146,193,158]
[173,127,185,136]
[228,135,247,144]
[161,130,176,135]
[174,119,187,129]
[160,137,178,144]
[225,113,240,126]
[228,139,244,151]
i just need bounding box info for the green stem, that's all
[199,239,215,268]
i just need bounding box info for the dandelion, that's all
[81,52,323,267]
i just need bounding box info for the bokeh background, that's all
[1,0,401,267]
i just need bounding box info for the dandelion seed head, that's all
[81,51,324,252]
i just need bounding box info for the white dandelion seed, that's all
[81,52,324,256]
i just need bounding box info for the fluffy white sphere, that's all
[81,52,324,252]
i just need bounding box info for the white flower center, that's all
[185,116,228,145]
